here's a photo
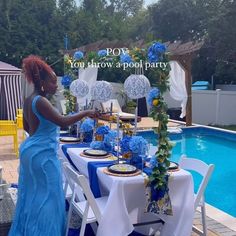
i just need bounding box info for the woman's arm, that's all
[23,115,30,133]
[36,96,99,127]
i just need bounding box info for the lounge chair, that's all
[101,99,138,121]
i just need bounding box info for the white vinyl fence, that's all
[164,89,236,125]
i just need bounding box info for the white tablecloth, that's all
[58,145,195,236]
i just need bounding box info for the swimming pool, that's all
[138,126,236,217]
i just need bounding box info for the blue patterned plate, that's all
[60,137,80,142]
[108,164,137,174]
[83,149,108,156]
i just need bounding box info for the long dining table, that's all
[58,143,195,236]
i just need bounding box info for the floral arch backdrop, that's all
[62,42,173,208]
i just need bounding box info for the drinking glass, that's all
[140,143,150,176]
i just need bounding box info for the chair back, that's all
[63,163,102,223]
[179,155,214,210]
[101,99,122,113]
[63,163,85,202]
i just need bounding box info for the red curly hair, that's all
[22,55,54,85]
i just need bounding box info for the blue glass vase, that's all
[83,130,93,143]
[130,153,143,169]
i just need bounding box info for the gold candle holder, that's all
[122,151,132,159]
[95,134,104,141]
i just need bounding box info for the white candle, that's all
[116,113,120,162]
[116,113,120,140]
[134,107,138,135]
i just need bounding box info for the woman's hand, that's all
[86,109,100,119]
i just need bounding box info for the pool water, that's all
[138,127,236,217]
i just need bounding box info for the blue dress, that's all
[9,95,66,236]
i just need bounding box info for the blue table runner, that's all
[87,161,115,198]
[61,142,115,198]
[61,143,89,171]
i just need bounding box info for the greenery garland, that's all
[62,41,173,193]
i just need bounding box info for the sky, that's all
[144,0,157,7]
[75,0,157,7]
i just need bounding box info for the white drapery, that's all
[76,67,98,107]
[169,61,187,118]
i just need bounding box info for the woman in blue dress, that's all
[9,55,99,236]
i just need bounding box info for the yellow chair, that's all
[0,120,18,157]
[16,109,23,129]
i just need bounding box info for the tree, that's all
[206,0,236,83]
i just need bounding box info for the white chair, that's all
[63,163,108,236]
[179,155,214,236]
[58,157,72,199]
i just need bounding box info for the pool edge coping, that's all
[206,203,236,231]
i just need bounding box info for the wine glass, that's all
[140,143,150,176]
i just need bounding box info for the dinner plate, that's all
[83,149,108,156]
[168,161,179,170]
[60,137,80,142]
[108,164,137,174]
[60,130,69,134]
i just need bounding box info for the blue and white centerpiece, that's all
[69,79,89,98]
[120,135,148,169]
[124,74,150,134]
[91,81,113,102]
[80,118,94,142]
[124,74,150,100]
[90,127,117,152]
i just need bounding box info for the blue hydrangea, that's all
[147,42,166,63]
[147,88,160,106]
[129,136,148,154]
[120,136,132,153]
[80,118,94,132]
[96,125,110,135]
[120,53,133,64]
[90,141,105,150]
[73,51,84,60]
[149,155,158,169]
[61,75,72,88]
[104,130,117,145]
[98,49,107,57]
[152,42,166,54]
[148,52,159,63]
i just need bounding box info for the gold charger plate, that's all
[103,168,141,177]
[80,152,117,160]
[83,149,108,156]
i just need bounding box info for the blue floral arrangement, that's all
[90,141,105,150]
[96,125,110,135]
[148,42,166,63]
[104,130,117,144]
[120,53,133,64]
[129,136,148,154]
[103,130,117,152]
[147,88,160,106]
[80,118,94,132]
[73,50,84,60]
[120,136,132,153]
[149,155,158,169]
[98,49,107,57]
[61,75,72,88]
